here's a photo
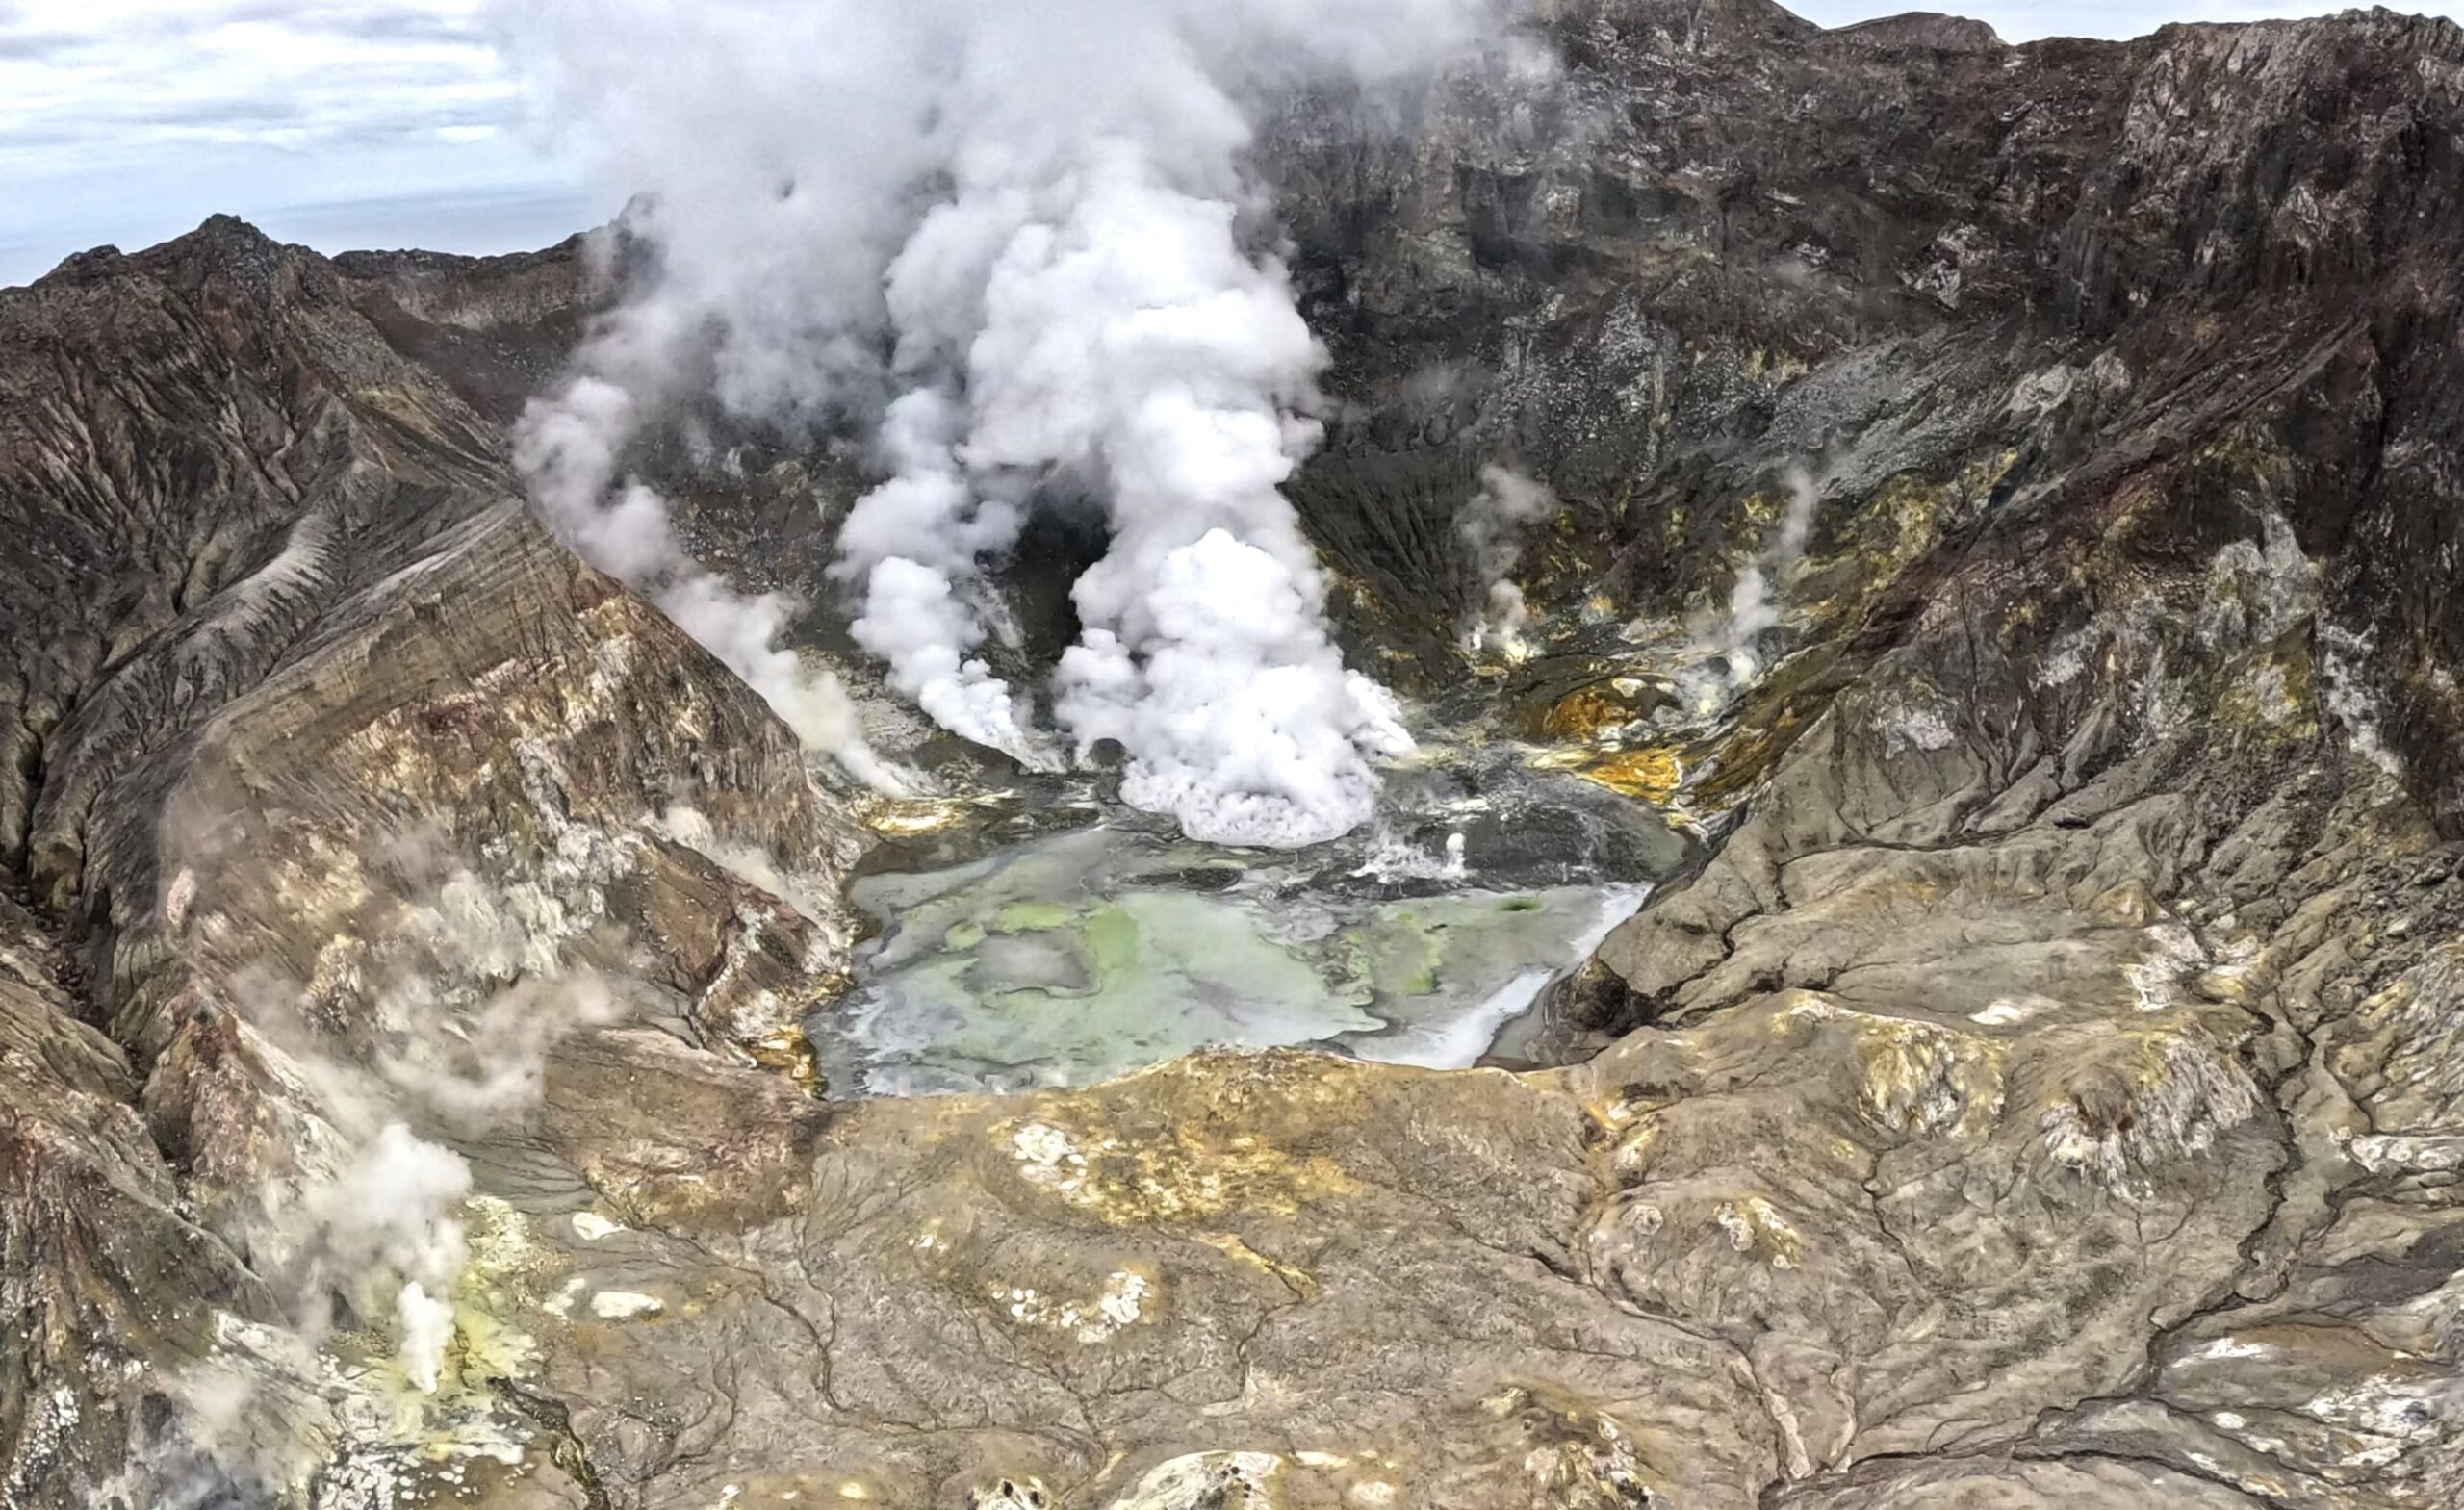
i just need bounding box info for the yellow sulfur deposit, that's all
[1542,682,1644,740]
[1571,747,1684,804]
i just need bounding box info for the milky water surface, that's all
[808,822,1646,1096]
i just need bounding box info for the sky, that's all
[2,0,2453,287]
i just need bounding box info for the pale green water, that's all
[810,824,1645,1096]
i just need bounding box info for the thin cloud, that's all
[133,98,311,129]
[182,0,485,45]
[0,28,87,59]
[9,1,2462,289]
[0,0,580,284]
[3,1,514,162]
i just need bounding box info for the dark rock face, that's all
[1266,5,2464,1501]
[1270,3,2464,1502]
[1,888,276,1508]
[0,218,860,1503]
[1829,13,2003,51]
[6,4,2464,1509]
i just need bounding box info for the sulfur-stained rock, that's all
[0,216,867,1500]
[12,3,2464,1507]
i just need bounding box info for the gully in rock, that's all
[6,3,2464,1508]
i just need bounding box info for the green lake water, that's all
[809,824,1645,1095]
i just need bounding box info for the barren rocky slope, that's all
[6,3,2464,1508]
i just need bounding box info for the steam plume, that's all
[513,376,901,792]
[160,845,627,1497]
[1458,464,1559,660]
[496,0,1504,845]
[1721,465,1821,671]
[1672,465,1822,718]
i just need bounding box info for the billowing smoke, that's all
[495,0,1506,846]
[834,391,1043,763]
[1457,464,1559,660]
[234,945,618,1407]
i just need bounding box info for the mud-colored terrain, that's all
[7,4,2464,1506]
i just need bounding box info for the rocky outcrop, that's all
[0,891,274,1507]
[1273,2,2464,790]
[8,3,2464,1509]
[0,218,864,1502]
[1450,4,2464,1503]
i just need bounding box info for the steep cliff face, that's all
[0,218,860,1504]
[1273,5,2464,1503]
[1272,1,2464,803]
[1273,7,2464,1502]
[7,5,2464,1510]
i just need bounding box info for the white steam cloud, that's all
[1721,465,1821,668]
[234,936,618,1407]
[297,1123,471,1395]
[161,844,628,1499]
[1672,465,1823,719]
[495,0,1506,847]
[1458,463,1559,660]
[513,376,901,793]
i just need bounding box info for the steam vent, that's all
[9,1,2464,1505]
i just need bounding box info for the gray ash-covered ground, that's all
[8,4,2464,1507]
